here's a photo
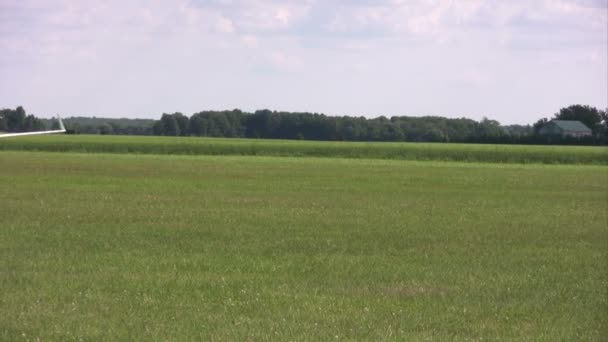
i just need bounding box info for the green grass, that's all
[1,151,606,340]
[1,134,606,164]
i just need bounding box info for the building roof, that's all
[550,120,592,132]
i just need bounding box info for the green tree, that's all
[0,115,7,132]
[159,113,180,136]
[22,115,45,131]
[98,123,113,135]
[2,106,27,131]
[189,113,207,136]
[173,112,189,136]
[533,118,549,134]
[152,121,164,135]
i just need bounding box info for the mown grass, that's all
[0,134,606,164]
[1,151,606,340]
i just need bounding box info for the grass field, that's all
[1,134,606,164]
[1,146,606,340]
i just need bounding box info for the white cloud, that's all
[215,17,235,33]
[185,0,312,32]
[275,8,291,25]
[322,0,605,45]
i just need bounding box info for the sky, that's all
[0,0,606,124]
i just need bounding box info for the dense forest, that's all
[1,105,606,145]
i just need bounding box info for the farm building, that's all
[538,120,592,138]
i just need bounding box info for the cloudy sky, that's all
[1,0,606,124]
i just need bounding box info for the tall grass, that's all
[0,134,606,164]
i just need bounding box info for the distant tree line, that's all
[151,105,606,144]
[45,117,157,135]
[152,110,517,143]
[2,104,606,144]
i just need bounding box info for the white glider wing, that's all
[0,116,66,138]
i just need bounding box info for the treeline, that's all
[39,117,156,135]
[153,110,518,143]
[2,105,606,145]
[151,107,605,144]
